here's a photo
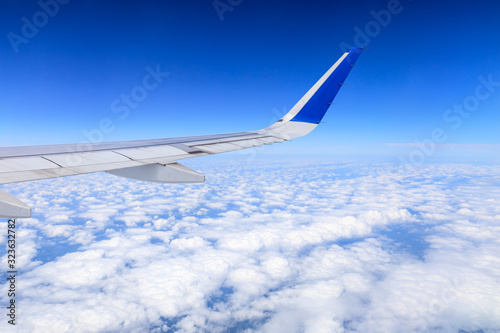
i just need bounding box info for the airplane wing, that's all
[0,47,363,218]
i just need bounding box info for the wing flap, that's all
[193,142,242,154]
[184,133,265,146]
[0,156,59,172]
[113,145,188,160]
[43,151,131,167]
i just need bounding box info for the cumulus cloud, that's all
[0,158,499,332]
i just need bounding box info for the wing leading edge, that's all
[0,47,363,218]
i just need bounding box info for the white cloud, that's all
[0,159,499,332]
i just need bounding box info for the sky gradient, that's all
[1,0,500,159]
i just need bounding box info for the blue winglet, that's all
[290,47,363,124]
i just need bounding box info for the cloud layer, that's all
[1,158,500,332]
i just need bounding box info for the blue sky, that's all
[1,0,500,157]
